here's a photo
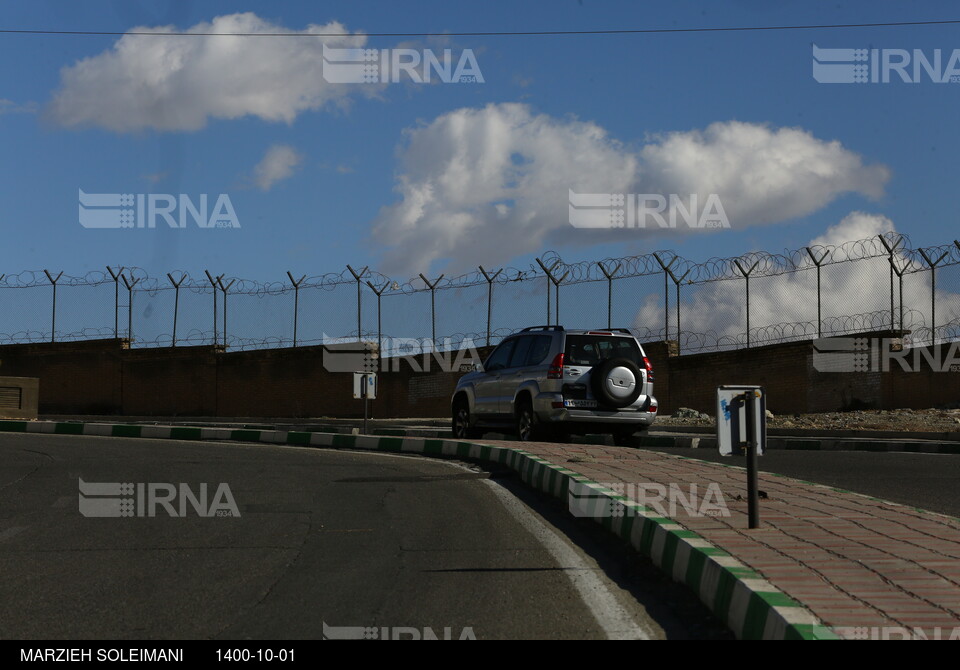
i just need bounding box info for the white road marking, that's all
[480,477,655,640]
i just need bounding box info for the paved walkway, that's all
[485,440,960,639]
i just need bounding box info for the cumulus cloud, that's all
[370,104,891,274]
[808,211,895,248]
[47,13,375,132]
[630,212,919,344]
[253,144,303,191]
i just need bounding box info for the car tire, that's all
[452,398,482,440]
[590,357,644,409]
[515,398,543,442]
[612,425,649,447]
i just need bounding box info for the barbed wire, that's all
[2,233,960,353]
[3,233,958,293]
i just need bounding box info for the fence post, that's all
[120,272,140,343]
[597,261,622,330]
[216,277,235,349]
[286,272,306,348]
[734,260,760,348]
[918,247,948,343]
[478,266,502,346]
[878,235,904,331]
[106,266,124,338]
[166,273,185,347]
[419,273,444,346]
[204,270,223,346]
[535,257,561,325]
[43,270,63,343]
[804,248,830,338]
[653,253,677,339]
[365,279,389,362]
[890,257,912,332]
[346,265,368,340]
[550,270,569,326]
[668,269,691,354]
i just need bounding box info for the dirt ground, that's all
[658,407,960,433]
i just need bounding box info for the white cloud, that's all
[369,104,891,274]
[253,144,303,191]
[631,212,919,345]
[808,211,895,248]
[47,13,375,132]
[0,99,38,114]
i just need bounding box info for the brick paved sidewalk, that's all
[486,440,960,639]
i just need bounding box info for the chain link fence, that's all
[2,233,959,355]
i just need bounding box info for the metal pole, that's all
[598,262,621,330]
[667,268,691,355]
[419,274,444,348]
[745,392,760,529]
[734,260,760,348]
[878,235,903,332]
[217,277,235,349]
[550,271,569,327]
[287,272,306,347]
[479,266,502,346]
[106,266,123,338]
[890,257,911,333]
[919,248,948,343]
[43,270,62,343]
[366,280,388,365]
[205,271,222,345]
[346,265,368,340]
[805,248,829,338]
[536,258,561,326]
[363,387,369,435]
[899,271,904,331]
[653,254,677,340]
[676,282,681,352]
[166,273,185,347]
[120,273,140,343]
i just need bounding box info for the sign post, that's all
[353,372,377,435]
[717,385,766,529]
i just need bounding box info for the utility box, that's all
[0,377,39,419]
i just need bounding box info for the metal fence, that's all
[2,232,959,356]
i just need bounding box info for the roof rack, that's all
[575,328,633,335]
[520,325,565,332]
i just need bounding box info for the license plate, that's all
[563,399,598,408]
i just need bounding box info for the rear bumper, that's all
[533,392,658,429]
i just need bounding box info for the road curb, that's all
[1,419,833,640]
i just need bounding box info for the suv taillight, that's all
[547,353,565,379]
[643,356,654,382]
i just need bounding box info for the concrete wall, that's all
[0,333,954,418]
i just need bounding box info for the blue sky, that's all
[2,1,960,285]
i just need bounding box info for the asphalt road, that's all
[648,446,960,518]
[0,433,724,640]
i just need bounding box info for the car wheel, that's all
[515,398,542,442]
[452,399,481,440]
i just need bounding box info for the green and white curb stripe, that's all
[0,419,835,640]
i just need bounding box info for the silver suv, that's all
[451,326,658,444]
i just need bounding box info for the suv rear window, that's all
[564,335,643,367]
